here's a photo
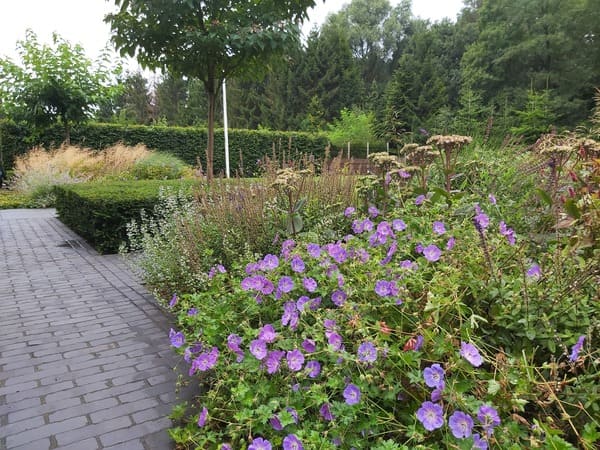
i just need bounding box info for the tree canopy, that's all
[106,0,318,179]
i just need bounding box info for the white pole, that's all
[347,142,350,159]
[222,79,230,178]
[366,141,369,158]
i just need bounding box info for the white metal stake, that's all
[222,79,230,178]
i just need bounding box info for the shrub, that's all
[129,152,190,180]
[165,190,598,449]
[0,190,29,209]
[54,179,195,254]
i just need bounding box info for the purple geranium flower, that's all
[320,403,334,421]
[287,349,305,371]
[569,335,586,362]
[416,401,444,431]
[343,383,361,405]
[473,434,489,450]
[282,301,299,329]
[306,243,321,258]
[460,341,483,367]
[432,221,446,235]
[283,434,303,450]
[258,324,277,343]
[266,353,285,375]
[331,289,347,306]
[327,332,343,351]
[344,206,356,217]
[168,294,178,308]
[306,360,321,378]
[169,329,185,348]
[264,350,286,374]
[415,194,426,206]
[431,387,444,402]
[527,263,542,278]
[187,308,197,316]
[423,363,445,389]
[302,339,316,353]
[357,341,378,363]
[392,219,407,231]
[448,410,474,438]
[278,276,295,293]
[446,236,456,250]
[189,347,219,374]
[261,254,280,271]
[477,404,501,435]
[197,406,208,427]
[423,244,442,262]
[291,255,305,273]
[488,193,497,205]
[302,277,317,293]
[250,339,268,360]
[324,319,337,330]
[400,259,418,270]
[248,437,272,450]
[327,243,348,263]
[269,415,283,431]
[368,206,379,218]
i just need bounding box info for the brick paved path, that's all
[0,209,186,450]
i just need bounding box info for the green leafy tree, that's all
[0,30,119,143]
[97,71,153,124]
[327,108,381,148]
[106,0,317,180]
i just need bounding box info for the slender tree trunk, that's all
[65,122,71,145]
[207,90,215,181]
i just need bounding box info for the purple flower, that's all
[291,255,305,273]
[327,332,343,351]
[248,437,272,450]
[306,243,321,258]
[302,339,316,353]
[569,335,585,362]
[488,193,497,205]
[320,403,334,421]
[423,363,445,389]
[415,194,426,206]
[357,341,378,363]
[460,341,483,367]
[446,236,456,250]
[306,360,321,378]
[473,434,489,450]
[343,383,361,405]
[368,206,379,218]
[285,407,299,423]
[189,347,219,374]
[197,406,208,427]
[423,244,442,262]
[431,387,444,402]
[414,335,424,351]
[327,243,348,263]
[432,221,446,235]
[168,294,178,308]
[362,219,374,232]
[400,259,418,271]
[399,169,411,178]
[287,349,305,371]
[169,328,185,348]
[278,276,295,293]
[527,263,542,278]
[221,445,233,450]
[302,277,317,293]
[392,219,407,231]
[448,410,474,438]
[344,206,356,217]
[187,308,198,316]
[282,301,299,329]
[258,324,277,343]
[250,339,268,360]
[264,350,286,374]
[352,219,365,234]
[283,434,303,450]
[261,254,280,271]
[227,334,242,350]
[281,239,296,256]
[375,280,390,297]
[477,405,501,434]
[331,289,347,306]
[324,319,337,330]
[499,221,516,245]
[416,401,444,431]
[269,415,283,431]
[415,243,424,254]
[474,212,490,231]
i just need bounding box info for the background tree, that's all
[106,0,318,180]
[97,71,152,124]
[0,30,119,143]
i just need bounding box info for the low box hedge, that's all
[54,179,196,254]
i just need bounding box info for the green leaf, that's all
[287,213,303,234]
[564,199,581,219]
[536,188,553,206]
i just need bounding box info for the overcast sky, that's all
[0,0,464,64]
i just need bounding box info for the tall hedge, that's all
[0,120,328,175]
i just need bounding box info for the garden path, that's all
[0,209,185,450]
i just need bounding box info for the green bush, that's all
[54,179,196,254]
[0,190,30,209]
[0,120,329,174]
[129,152,190,180]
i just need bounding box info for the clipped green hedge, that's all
[54,179,196,254]
[0,120,328,174]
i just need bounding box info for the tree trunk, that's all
[206,90,215,181]
[64,122,71,146]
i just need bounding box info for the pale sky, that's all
[0,0,464,64]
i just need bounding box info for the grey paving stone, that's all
[0,209,184,449]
